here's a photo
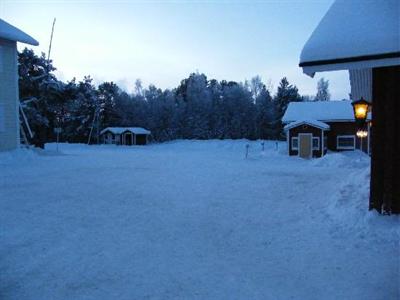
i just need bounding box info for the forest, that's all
[18,48,331,147]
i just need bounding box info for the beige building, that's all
[0,19,38,151]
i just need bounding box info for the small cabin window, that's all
[312,137,320,150]
[337,135,355,150]
[291,137,298,150]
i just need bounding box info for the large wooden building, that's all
[0,19,38,151]
[299,0,399,214]
[100,127,151,146]
[283,101,370,158]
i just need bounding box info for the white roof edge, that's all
[302,57,400,77]
[0,18,39,46]
[284,120,330,131]
[283,118,371,124]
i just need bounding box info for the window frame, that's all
[312,137,320,150]
[337,135,356,150]
[291,137,299,150]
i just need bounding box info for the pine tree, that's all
[18,48,64,147]
[98,82,120,129]
[275,77,301,139]
[256,86,277,139]
[315,78,330,101]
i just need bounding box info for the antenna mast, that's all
[47,18,56,65]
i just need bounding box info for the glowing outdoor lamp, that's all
[356,130,368,138]
[357,129,368,152]
[351,97,371,125]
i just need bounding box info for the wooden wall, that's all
[370,66,400,214]
[288,125,323,157]
[0,39,19,151]
[326,122,368,152]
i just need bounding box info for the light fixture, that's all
[356,130,368,138]
[351,97,371,126]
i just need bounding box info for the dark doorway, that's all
[124,133,133,145]
[135,134,147,145]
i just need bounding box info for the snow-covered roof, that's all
[300,0,400,76]
[284,119,330,131]
[0,19,39,46]
[100,127,151,135]
[282,100,370,123]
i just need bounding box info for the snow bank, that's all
[312,150,370,169]
[321,152,399,244]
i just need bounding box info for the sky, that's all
[0,0,350,99]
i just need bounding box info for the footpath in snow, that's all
[0,140,398,300]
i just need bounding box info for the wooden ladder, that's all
[19,102,33,148]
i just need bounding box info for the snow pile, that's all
[321,152,399,244]
[312,150,370,169]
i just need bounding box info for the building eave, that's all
[299,52,400,68]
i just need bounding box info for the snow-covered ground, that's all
[0,140,398,300]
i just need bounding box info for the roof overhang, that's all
[283,118,371,124]
[0,18,39,46]
[284,120,330,131]
[299,0,400,77]
[301,53,400,77]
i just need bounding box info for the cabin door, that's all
[125,133,133,145]
[299,134,312,159]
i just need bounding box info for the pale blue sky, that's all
[1,0,350,98]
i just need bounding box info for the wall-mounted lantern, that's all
[351,97,371,126]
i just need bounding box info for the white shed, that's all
[100,127,152,145]
[0,19,38,151]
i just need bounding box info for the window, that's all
[312,137,320,150]
[337,135,355,150]
[291,137,298,150]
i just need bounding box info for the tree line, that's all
[18,48,330,147]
